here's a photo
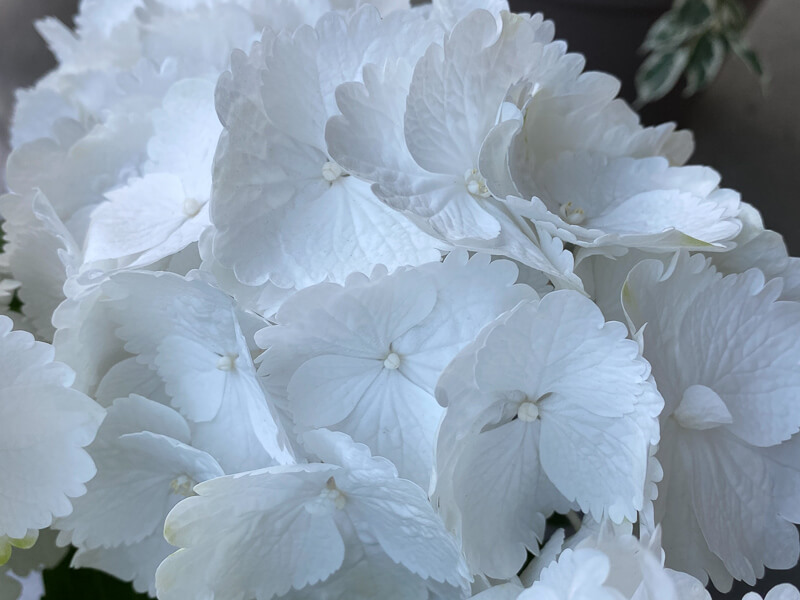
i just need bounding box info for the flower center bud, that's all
[322,161,344,183]
[216,353,238,371]
[464,168,491,199]
[558,202,585,225]
[183,197,203,218]
[517,401,540,422]
[383,352,401,370]
[322,476,347,509]
[170,474,196,497]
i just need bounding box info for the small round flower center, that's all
[183,197,203,218]
[170,474,196,497]
[322,161,344,183]
[322,476,347,509]
[383,352,401,370]
[517,401,540,422]
[216,353,238,371]
[558,202,585,225]
[464,168,491,199]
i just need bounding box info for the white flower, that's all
[470,583,527,600]
[210,5,443,291]
[512,152,741,254]
[6,112,151,225]
[503,84,739,256]
[105,270,296,472]
[623,252,800,590]
[429,0,510,30]
[155,429,470,600]
[433,291,662,578]
[710,203,800,301]
[137,1,257,76]
[82,78,219,267]
[55,395,224,595]
[510,525,709,600]
[743,584,800,600]
[197,228,297,319]
[0,191,81,340]
[326,10,581,288]
[257,250,533,487]
[6,0,800,596]
[0,315,104,546]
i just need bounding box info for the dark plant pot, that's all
[510,0,764,126]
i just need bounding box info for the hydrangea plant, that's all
[636,0,766,105]
[0,0,798,599]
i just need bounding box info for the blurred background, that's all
[0,0,798,598]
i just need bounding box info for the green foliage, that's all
[42,548,149,600]
[636,0,767,106]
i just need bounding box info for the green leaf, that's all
[683,33,727,96]
[42,548,149,600]
[642,12,692,52]
[730,36,766,78]
[676,0,714,28]
[635,47,692,106]
[642,0,716,53]
[718,0,748,30]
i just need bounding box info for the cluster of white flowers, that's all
[2,0,800,598]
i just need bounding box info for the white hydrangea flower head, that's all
[211,5,444,292]
[155,429,471,600]
[326,9,582,289]
[0,316,104,549]
[55,395,224,595]
[623,251,800,590]
[3,0,800,597]
[257,250,533,487]
[433,291,662,578]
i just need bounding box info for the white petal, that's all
[108,271,295,471]
[55,395,223,549]
[452,420,549,579]
[405,11,539,175]
[672,385,732,430]
[156,468,347,600]
[146,78,220,201]
[343,476,470,588]
[72,533,175,597]
[0,191,80,340]
[83,173,196,264]
[0,317,104,540]
[95,356,170,408]
[525,547,624,600]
